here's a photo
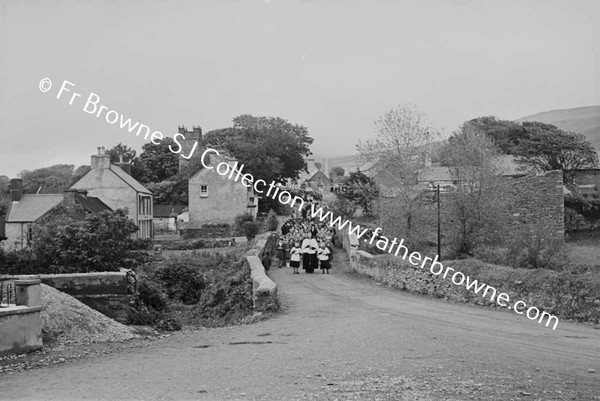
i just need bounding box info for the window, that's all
[138,195,152,216]
[200,185,208,197]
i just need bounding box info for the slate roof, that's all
[154,205,187,218]
[110,165,152,194]
[418,166,453,182]
[305,169,330,181]
[5,193,111,223]
[75,195,112,213]
[5,194,63,223]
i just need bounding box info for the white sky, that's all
[0,0,598,177]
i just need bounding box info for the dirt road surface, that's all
[1,253,599,400]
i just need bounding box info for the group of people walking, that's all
[275,205,336,274]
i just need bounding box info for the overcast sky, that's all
[0,0,598,177]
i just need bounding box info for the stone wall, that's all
[0,279,43,356]
[349,251,600,326]
[245,232,279,312]
[179,224,232,239]
[36,271,136,324]
[378,170,565,247]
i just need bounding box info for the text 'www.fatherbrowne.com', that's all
[307,204,559,330]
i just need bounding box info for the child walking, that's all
[289,241,302,274]
[318,241,332,274]
[275,238,285,268]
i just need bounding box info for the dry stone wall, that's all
[350,250,600,325]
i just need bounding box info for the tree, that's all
[146,153,205,205]
[139,137,180,183]
[442,123,506,256]
[456,116,524,155]
[357,103,438,242]
[32,209,139,273]
[343,170,379,216]
[19,164,75,193]
[330,166,345,177]
[106,143,148,182]
[203,115,314,185]
[314,162,322,170]
[513,129,599,173]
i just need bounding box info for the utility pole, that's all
[437,184,441,260]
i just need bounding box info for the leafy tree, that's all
[146,154,205,205]
[19,164,75,193]
[69,165,91,186]
[441,123,506,256]
[357,103,438,240]
[32,209,139,273]
[343,170,379,216]
[0,176,9,216]
[329,196,357,220]
[456,116,525,155]
[513,129,599,173]
[330,166,345,178]
[242,221,260,241]
[203,114,314,185]
[106,143,148,182]
[314,162,322,170]
[139,137,180,183]
[265,210,278,231]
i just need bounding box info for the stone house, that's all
[303,169,331,192]
[188,152,258,227]
[566,169,600,200]
[70,147,154,239]
[3,179,111,251]
[153,205,187,232]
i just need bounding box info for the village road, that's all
[1,253,599,400]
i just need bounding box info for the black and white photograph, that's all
[0,0,599,400]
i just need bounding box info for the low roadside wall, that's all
[245,232,279,312]
[0,279,43,356]
[36,271,136,324]
[350,251,600,325]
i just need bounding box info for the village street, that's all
[1,253,599,401]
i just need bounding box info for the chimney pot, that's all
[10,178,23,202]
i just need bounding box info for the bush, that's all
[31,209,139,273]
[235,212,255,229]
[130,251,254,330]
[476,232,569,271]
[242,221,260,241]
[152,261,206,305]
[265,210,278,231]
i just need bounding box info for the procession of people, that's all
[275,196,336,274]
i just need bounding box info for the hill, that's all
[516,106,600,151]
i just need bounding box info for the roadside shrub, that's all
[152,261,206,305]
[242,221,260,241]
[265,210,278,231]
[235,212,255,229]
[129,238,154,250]
[476,232,568,271]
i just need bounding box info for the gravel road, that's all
[1,252,599,400]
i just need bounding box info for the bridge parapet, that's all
[245,232,279,312]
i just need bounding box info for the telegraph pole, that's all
[437,184,441,260]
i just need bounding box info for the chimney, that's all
[10,178,23,202]
[63,189,78,205]
[91,147,111,170]
[115,155,132,175]
[192,125,202,140]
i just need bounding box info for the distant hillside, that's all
[516,106,600,151]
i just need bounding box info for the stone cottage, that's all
[188,152,258,227]
[3,179,111,250]
[70,147,154,239]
